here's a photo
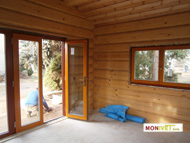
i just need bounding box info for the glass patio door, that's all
[0,33,8,135]
[0,30,15,139]
[13,34,43,133]
[65,40,87,120]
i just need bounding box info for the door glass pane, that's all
[164,49,190,84]
[42,39,63,122]
[135,50,159,81]
[0,34,8,134]
[68,44,84,116]
[19,40,40,126]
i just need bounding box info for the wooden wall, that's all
[1,0,190,131]
[93,12,190,132]
[0,0,94,112]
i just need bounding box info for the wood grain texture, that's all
[88,0,189,21]
[81,0,160,17]
[78,0,126,12]
[93,3,190,26]
[0,0,93,38]
[94,102,190,132]
[94,25,190,44]
[94,12,190,35]
[0,0,95,119]
[63,0,94,6]
[28,0,85,18]
[0,0,93,30]
[88,40,94,112]
[93,12,190,132]
[63,0,190,26]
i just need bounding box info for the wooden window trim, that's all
[131,47,161,86]
[131,45,190,90]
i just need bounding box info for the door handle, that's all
[78,78,83,82]
[79,77,86,86]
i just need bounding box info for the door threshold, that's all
[0,116,67,143]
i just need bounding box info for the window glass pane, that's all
[135,50,159,81]
[164,49,190,84]
[42,39,63,122]
[68,44,84,116]
[19,40,40,126]
[0,34,9,134]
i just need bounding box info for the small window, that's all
[131,45,190,89]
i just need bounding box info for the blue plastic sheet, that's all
[99,105,129,122]
[126,114,145,124]
[99,105,145,123]
[106,113,120,120]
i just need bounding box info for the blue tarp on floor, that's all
[99,105,145,124]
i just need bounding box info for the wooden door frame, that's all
[0,28,66,137]
[65,40,88,120]
[62,42,66,116]
[0,30,16,139]
[13,33,43,133]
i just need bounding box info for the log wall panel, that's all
[94,61,129,70]
[0,0,93,38]
[94,69,129,81]
[94,52,129,61]
[94,25,190,44]
[93,96,190,121]
[0,0,93,30]
[93,12,190,132]
[0,8,93,39]
[94,101,190,132]
[88,40,95,112]
[28,0,85,18]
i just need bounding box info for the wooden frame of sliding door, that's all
[0,29,16,139]
[13,33,43,133]
[65,40,87,120]
[0,28,66,138]
[61,42,66,116]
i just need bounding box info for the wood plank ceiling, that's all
[63,0,190,27]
